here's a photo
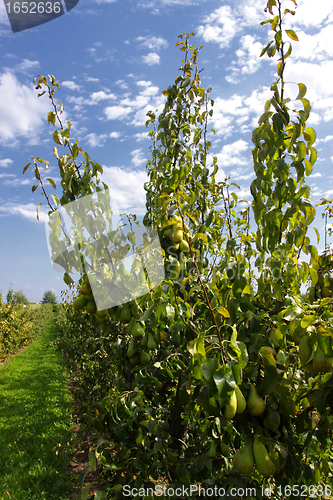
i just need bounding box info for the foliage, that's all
[6,287,29,306]
[0,301,53,360]
[26,1,333,499]
[41,290,58,305]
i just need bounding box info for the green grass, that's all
[0,316,75,500]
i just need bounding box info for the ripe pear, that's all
[311,347,333,374]
[86,300,97,315]
[179,239,190,253]
[171,229,183,244]
[132,322,145,340]
[147,332,157,350]
[232,441,254,475]
[253,437,276,477]
[164,226,173,239]
[140,351,151,364]
[80,283,92,295]
[119,304,132,323]
[247,385,265,416]
[168,260,181,280]
[127,338,135,358]
[141,332,148,348]
[73,295,88,310]
[135,427,144,447]
[224,390,237,419]
[235,386,246,414]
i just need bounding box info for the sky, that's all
[0,0,332,303]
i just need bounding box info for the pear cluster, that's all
[223,384,266,420]
[232,437,276,477]
[299,334,333,374]
[161,214,190,280]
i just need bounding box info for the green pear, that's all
[141,332,148,348]
[247,385,265,416]
[224,390,237,420]
[119,304,132,323]
[73,295,88,310]
[132,322,145,340]
[168,260,181,280]
[95,309,108,318]
[171,229,183,244]
[140,351,151,364]
[131,300,141,319]
[235,386,246,414]
[126,316,136,335]
[311,347,333,374]
[127,338,135,358]
[164,226,173,239]
[264,409,280,432]
[85,299,97,315]
[253,437,276,477]
[179,239,190,253]
[129,356,138,366]
[147,332,157,350]
[232,441,254,475]
[80,283,92,295]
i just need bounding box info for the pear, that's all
[135,427,144,447]
[264,409,280,432]
[119,304,132,323]
[126,317,136,335]
[131,300,141,319]
[127,338,135,358]
[171,229,183,244]
[73,295,88,310]
[164,226,173,239]
[232,441,254,475]
[132,322,145,340]
[141,332,148,348]
[235,386,246,414]
[224,390,237,419]
[140,351,151,364]
[311,347,333,374]
[86,299,97,315]
[169,260,181,280]
[80,283,92,295]
[253,437,276,477]
[129,356,138,366]
[179,239,190,253]
[147,332,157,350]
[95,309,108,318]
[247,385,265,416]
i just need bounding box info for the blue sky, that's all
[0,0,332,303]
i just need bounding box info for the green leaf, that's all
[296,83,307,100]
[304,127,316,146]
[36,202,42,220]
[313,227,320,244]
[32,184,39,193]
[258,111,273,124]
[47,111,56,126]
[285,29,299,41]
[23,162,31,175]
[53,130,63,146]
[88,450,97,471]
[201,358,219,383]
[301,315,317,328]
[213,365,236,397]
[81,483,93,500]
[216,306,230,318]
[46,178,56,189]
[193,233,208,243]
[94,491,107,500]
[51,194,59,207]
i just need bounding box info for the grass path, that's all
[0,315,75,500]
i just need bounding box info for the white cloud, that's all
[310,173,322,178]
[110,131,121,139]
[0,202,48,222]
[85,76,100,82]
[215,139,250,167]
[142,52,160,65]
[135,132,149,141]
[85,133,108,147]
[104,105,132,120]
[100,166,148,215]
[95,0,117,3]
[131,148,147,167]
[62,81,82,91]
[293,0,333,28]
[0,72,49,145]
[317,135,333,143]
[89,91,116,103]
[0,158,13,168]
[12,59,40,73]
[136,35,168,51]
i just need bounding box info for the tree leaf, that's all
[32,184,39,193]
[285,29,299,41]
[46,178,56,189]
[216,306,230,318]
[296,83,307,100]
[23,162,31,175]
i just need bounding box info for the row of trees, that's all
[4,288,58,305]
[26,0,333,498]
